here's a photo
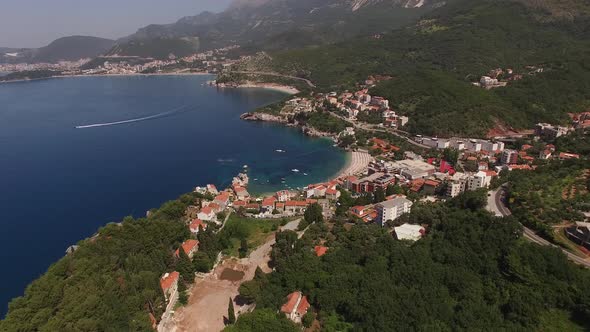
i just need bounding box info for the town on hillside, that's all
[153,91,588,329]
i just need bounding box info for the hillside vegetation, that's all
[234,193,590,330]
[236,0,590,136]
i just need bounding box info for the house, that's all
[213,192,231,208]
[281,291,310,323]
[565,224,590,250]
[197,206,216,222]
[539,149,553,160]
[189,219,207,234]
[467,171,496,191]
[275,202,285,212]
[160,271,180,301]
[306,184,327,198]
[394,224,425,241]
[314,246,328,257]
[376,197,413,226]
[233,186,250,200]
[276,190,293,202]
[423,179,441,195]
[245,203,261,212]
[559,152,580,160]
[501,150,518,165]
[262,196,277,212]
[232,200,247,208]
[325,188,340,200]
[175,239,199,258]
[206,184,219,195]
[285,201,308,214]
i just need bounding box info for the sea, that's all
[0,75,346,317]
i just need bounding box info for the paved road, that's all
[231,71,316,88]
[488,185,590,268]
[327,111,431,150]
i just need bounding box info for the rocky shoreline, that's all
[240,112,335,139]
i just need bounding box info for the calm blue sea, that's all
[0,75,345,316]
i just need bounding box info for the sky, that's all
[0,0,234,48]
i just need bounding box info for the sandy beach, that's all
[335,150,373,179]
[233,82,300,95]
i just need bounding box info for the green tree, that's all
[239,238,249,258]
[374,187,386,203]
[228,297,236,325]
[177,247,194,282]
[178,278,188,306]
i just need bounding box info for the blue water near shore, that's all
[0,75,345,317]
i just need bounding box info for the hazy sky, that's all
[0,0,234,48]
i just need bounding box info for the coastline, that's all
[334,150,373,179]
[0,71,213,85]
[231,82,299,95]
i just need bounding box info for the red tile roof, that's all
[286,201,308,207]
[160,271,179,292]
[325,188,338,195]
[314,246,328,257]
[262,197,277,206]
[175,239,199,257]
[189,219,207,232]
[297,295,310,316]
[200,206,213,214]
[233,200,247,207]
[281,292,300,314]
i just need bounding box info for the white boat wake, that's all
[75,105,190,129]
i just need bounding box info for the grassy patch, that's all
[219,215,290,257]
[538,309,586,332]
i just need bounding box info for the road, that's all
[327,111,431,150]
[170,218,302,332]
[488,185,590,268]
[230,71,316,88]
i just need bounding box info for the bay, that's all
[0,75,345,316]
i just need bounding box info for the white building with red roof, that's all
[189,219,207,234]
[197,206,216,222]
[281,291,310,323]
[175,239,199,259]
[160,271,180,302]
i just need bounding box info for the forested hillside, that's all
[236,0,590,136]
[234,192,590,331]
[0,195,199,331]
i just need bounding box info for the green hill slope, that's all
[239,0,590,136]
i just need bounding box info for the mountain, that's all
[0,36,115,64]
[227,0,590,137]
[110,0,445,58]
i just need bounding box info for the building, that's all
[175,239,199,259]
[284,201,308,214]
[281,291,310,323]
[213,192,230,208]
[314,246,328,257]
[565,224,590,250]
[276,190,293,202]
[501,149,518,165]
[376,197,413,226]
[261,196,277,212]
[189,219,207,234]
[390,159,436,180]
[160,271,180,302]
[197,206,216,222]
[535,123,570,139]
[393,223,425,241]
[467,171,496,191]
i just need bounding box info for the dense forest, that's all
[234,192,590,331]
[0,193,204,331]
[238,0,590,137]
[504,159,590,241]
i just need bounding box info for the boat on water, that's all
[275,149,286,153]
[303,173,308,176]
[292,169,300,173]
[243,165,248,168]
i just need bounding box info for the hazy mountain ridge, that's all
[0,36,115,64]
[112,0,444,58]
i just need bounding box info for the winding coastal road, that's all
[327,111,431,149]
[488,185,590,268]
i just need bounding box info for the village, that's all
[152,76,588,330]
